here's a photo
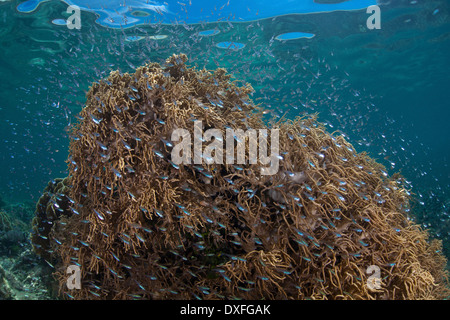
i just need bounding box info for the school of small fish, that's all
[1,0,449,300]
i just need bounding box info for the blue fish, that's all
[161,138,173,147]
[153,149,164,158]
[94,209,104,221]
[152,209,163,218]
[89,113,102,124]
[121,139,132,150]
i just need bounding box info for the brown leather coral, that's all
[32,54,449,300]
[30,177,71,260]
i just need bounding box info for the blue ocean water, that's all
[0,0,449,299]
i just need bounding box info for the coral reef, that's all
[0,201,53,300]
[0,209,28,256]
[0,247,53,300]
[32,54,449,300]
[0,210,13,232]
[30,177,72,260]
[3,201,35,222]
[412,196,450,267]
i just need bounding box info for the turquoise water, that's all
[0,0,449,299]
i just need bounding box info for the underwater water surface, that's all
[0,0,449,300]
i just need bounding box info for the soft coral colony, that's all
[31,54,449,300]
